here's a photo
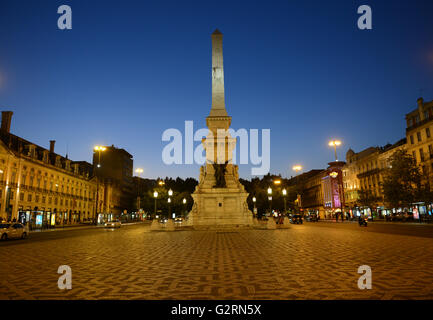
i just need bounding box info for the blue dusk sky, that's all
[1,0,433,179]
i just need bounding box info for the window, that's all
[19,192,24,201]
[27,194,32,202]
[413,151,417,162]
[427,128,431,138]
[417,132,422,142]
[420,148,425,162]
[429,145,433,158]
[410,135,414,144]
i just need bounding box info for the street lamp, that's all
[168,189,173,219]
[292,165,302,173]
[267,187,272,215]
[252,196,257,216]
[328,140,342,161]
[135,168,143,176]
[94,146,106,168]
[93,145,106,225]
[153,191,158,218]
[182,198,187,217]
[282,188,287,215]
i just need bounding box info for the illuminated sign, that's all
[36,214,42,226]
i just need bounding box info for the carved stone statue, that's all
[199,166,205,184]
[213,161,228,188]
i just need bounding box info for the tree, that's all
[357,189,381,217]
[382,149,421,209]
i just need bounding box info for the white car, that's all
[104,220,121,228]
[0,223,29,240]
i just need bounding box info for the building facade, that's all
[0,111,98,228]
[292,169,326,218]
[343,139,406,217]
[406,97,433,185]
[92,145,134,216]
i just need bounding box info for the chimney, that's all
[1,111,13,133]
[49,140,56,153]
[418,97,425,121]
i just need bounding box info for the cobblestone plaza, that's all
[1,222,433,300]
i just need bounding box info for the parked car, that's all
[305,213,318,222]
[104,220,121,228]
[0,222,29,240]
[289,214,303,224]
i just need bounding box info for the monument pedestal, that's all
[188,163,253,228]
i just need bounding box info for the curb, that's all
[29,221,148,233]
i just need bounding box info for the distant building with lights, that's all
[0,111,98,227]
[342,138,406,217]
[0,111,135,227]
[405,97,433,186]
[92,145,134,218]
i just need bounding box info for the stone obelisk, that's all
[188,29,253,228]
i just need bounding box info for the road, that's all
[1,221,433,299]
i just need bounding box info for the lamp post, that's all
[153,191,158,219]
[168,189,173,219]
[267,187,272,216]
[252,196,257,216]
[282,188,287,215]
[93,146,106,225]
[328,140,342,162]
[168,197,172,219]
[182,198,187,218]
